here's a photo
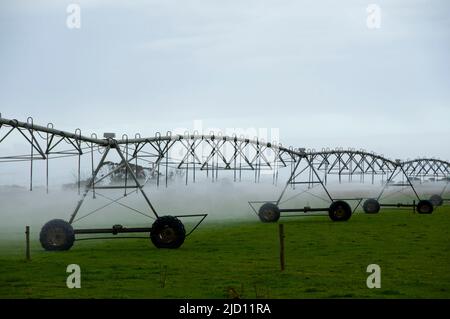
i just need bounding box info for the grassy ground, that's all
[0,207,449,299]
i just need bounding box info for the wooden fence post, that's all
[25,226,31,261]
[279,224,285,271]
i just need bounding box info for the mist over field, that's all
[0,174,446,246]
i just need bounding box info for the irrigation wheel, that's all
[150,216,186,249]
[328,201,352,222]
[363,198,381,214]
[429,194,443,207]
[416,200,434,214]
[258,202,280,223]
[39,219,75,251]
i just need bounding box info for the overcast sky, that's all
[1,0,449,162]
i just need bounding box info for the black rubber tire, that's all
[429,194,443,207]
[150,216,186,249]
[328,201,352,222]
[363,198,381,214]
[39,219,75,251]
[416,200,434,214]
[258,203,280,223]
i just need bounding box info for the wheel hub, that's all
[263,210,275,220]
[335,207,346,218]
[158,227,176,244]
[47,227,67,246]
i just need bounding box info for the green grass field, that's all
[1,207,449,299]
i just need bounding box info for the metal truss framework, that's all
[1,116,449,225]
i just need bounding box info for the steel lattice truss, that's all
[1,116,449,224]
[0,117,301,187]
[1,116,449,191]
[309,150,397,176]
[401,159,450,179]
[1,116,449,186]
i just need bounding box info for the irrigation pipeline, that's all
[0,116,449,182]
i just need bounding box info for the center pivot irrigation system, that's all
[0,116,449,251]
